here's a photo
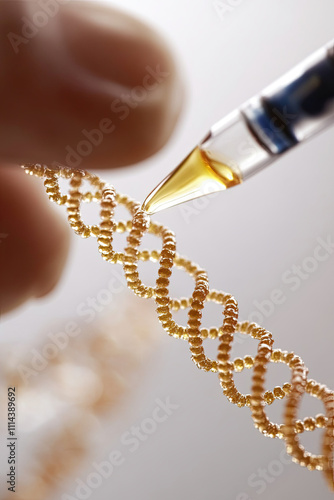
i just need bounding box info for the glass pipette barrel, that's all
[142,39,334,215]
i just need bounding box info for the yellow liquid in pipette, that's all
[142,146,242,214]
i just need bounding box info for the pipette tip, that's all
[141,147,242,215]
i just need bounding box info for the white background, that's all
[1,0,334,499]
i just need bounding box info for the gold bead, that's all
[233,358,245,372]
[295,421,305,434]
[264,391,275,405]
[150,250,160,261]
[303,417,316,432]
[209,327,218,338]
[244,356,254,369]
[201,328,209,339]
[170,299,181,311]
[180,298,189,309]
[273,387,285,400]
[271,349,282,362]
[117,221,126,233]
[140,250,150,261]
[315,414,327,428]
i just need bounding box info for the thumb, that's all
[0,1,183,169]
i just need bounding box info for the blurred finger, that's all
[0,166,70,314]
[0,1,183,169]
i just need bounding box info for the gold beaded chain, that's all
[23,163,334,491]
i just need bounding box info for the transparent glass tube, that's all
[143,39,334,214]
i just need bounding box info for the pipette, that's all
[142,39,334,215]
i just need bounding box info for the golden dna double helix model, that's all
[23,163,334,491]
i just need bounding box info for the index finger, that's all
[0,1,183,169]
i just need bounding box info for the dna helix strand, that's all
[23,164,334,491]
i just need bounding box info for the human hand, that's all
[0,1,182,314]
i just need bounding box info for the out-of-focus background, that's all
[1,0,334,499]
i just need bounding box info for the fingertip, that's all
[56,1,185,168]
[0,2,184,169]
